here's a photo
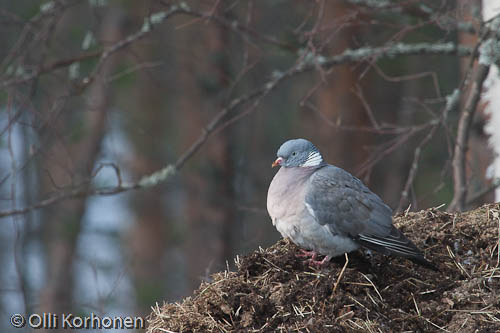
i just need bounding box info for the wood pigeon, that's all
[267,138,436,270]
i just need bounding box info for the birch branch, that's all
[448,17,500,211]
[0,4,481,219]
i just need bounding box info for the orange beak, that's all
[272,157,284,168]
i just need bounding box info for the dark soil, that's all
[147,204,500,332]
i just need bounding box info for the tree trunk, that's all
[452,0,494,210]
[174,1,235,290]
[39,9,123,315]
[307,1,369,175]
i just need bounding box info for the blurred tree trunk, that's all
[174,1,235,290]
[308,1,369,174]
[457,0,494,208]
[124,4,173,314]
[378,67,421,210]
[39,9,122,315]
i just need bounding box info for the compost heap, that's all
[148,203,500,332]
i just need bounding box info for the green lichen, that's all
[138,165,176,187]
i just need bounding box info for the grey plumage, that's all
[267,138,436,270]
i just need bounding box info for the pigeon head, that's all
[272,138,324,168]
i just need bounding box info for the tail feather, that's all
[355,226,438,271]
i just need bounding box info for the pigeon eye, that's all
[292,152,297,156]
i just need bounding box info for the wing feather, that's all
[305,165,436,270]
[305,165,393,238]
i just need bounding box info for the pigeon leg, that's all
[296,249,331,266]
[307,255,331,267]
[296,249,318,260]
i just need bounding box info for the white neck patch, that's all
[301,151,323,167]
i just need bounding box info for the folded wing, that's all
[305,165,435,269]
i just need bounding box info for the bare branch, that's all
[0,3,479,219]
[448,63,491,212]
[308,42,472,71]
[0,4,182,90]
[397,89,461,212]
[466,178,500,205]
[1,1,474,91]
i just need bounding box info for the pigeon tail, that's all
[354,226,438,271]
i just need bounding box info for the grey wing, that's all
[305,166,393,238]
[305,166,431,263]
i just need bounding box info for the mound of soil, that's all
[147,204,500,332]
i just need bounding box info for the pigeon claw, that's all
[296,249,331,267]
[307,255,331,267]
[296,249,318,260]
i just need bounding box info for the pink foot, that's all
[296,249,318,260]
[307,255,331,267]
[296,249,331,267]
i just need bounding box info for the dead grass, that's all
[147,203,500,332]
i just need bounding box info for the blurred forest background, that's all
[1,0,500,331]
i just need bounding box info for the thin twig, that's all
[396,89,460,212]
[466,178,500,206]
[0,7,477,219]
[332,253,349,294]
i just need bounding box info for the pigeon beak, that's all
[272,157,284,168]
